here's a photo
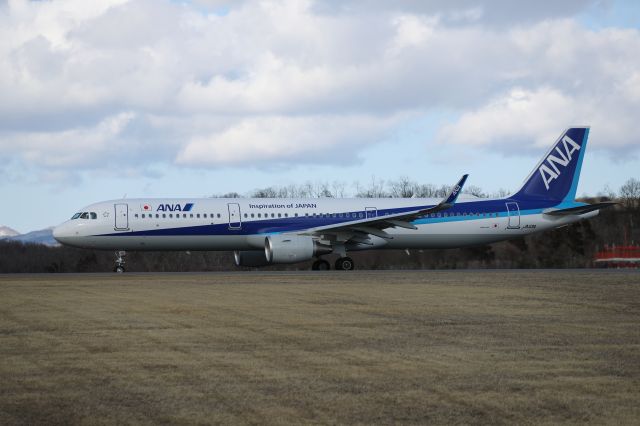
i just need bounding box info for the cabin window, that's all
[271,213,275,218]
[142,214,146,218]
[190,214,194,218]
[162,214,166,218]
[217,213,221,218]
[285,213,289,218]
[135,214,139,218]
[196,214,200,218]
[257,213,261,218]
[244,213,248,218]
[251,213,254,218]
[277,213,281,218]
[183,213,186,218]
[294,213,298,217]
[169,214,173,218]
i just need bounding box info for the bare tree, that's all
[389,176,416,198]
[252,188,278,198]
[597,184,617,200]
[355,176,388,198]
[331,181,347,198]
[620,178,640,208]
[492,188,511,198]
[463,185,487,198]
[413,184,438,198]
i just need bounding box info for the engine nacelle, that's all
[234,250,271,267]
[265,235,332,264]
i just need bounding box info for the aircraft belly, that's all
[386,217,519,249]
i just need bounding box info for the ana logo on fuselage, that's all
[538,135,580,190]
[157,203,194,212]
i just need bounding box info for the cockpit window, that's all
[90,212,97,219]
[80,212,89,219]
[71,213,81,220]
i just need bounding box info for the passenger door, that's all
[114,203,129,230]
[506,202,520,229]
[228,203,242,230]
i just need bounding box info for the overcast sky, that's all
[1,0,639,232]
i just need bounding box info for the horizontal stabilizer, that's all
[543,201,617,216]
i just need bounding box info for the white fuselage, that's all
[52,197,595,251]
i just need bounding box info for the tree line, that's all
[212,176,510,200]
[1,179,638,273]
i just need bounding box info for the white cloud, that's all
[0,0,638,180]
[176,114,401,166]
[436,88,581,150]
[0,112,136,169]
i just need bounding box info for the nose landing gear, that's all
[114,251,126,273]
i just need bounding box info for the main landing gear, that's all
[312,259,330,270]
[335,257,355,271]
[311,257,355,271]
[114,251,126,273]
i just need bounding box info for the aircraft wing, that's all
[302,174,468,242]
[543,201,617,216]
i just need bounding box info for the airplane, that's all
[53,127,615,272]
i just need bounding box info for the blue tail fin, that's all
[512,127,589,203]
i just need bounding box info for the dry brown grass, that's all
[0,270,639,425]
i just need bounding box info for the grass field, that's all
[0,270,639,425]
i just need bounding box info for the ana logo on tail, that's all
[538,135,581,190]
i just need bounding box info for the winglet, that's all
[442,174,468,206]
[427,174,468,214]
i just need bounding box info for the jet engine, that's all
[265,235,332,264]
[234,250,272,267]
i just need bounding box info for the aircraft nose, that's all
[53,223,72,244]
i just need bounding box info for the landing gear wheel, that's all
[312,259,331,271]
[335,257,355,271]
[114,250,126,273]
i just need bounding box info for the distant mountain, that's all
[0,226,20,238]
[5,227,59,246]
